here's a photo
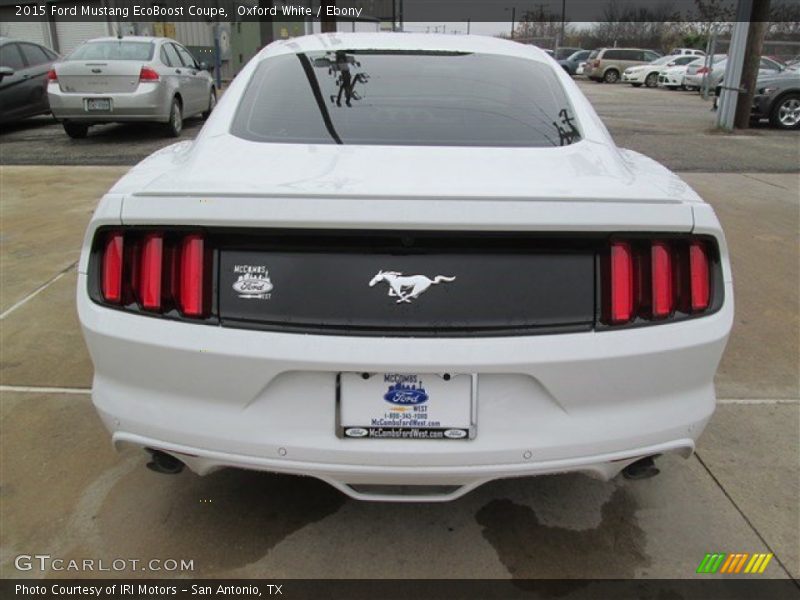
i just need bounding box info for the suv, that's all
[585,48,662,83]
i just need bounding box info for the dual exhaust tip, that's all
[146,449,184,475]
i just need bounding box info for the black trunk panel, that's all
[218,236,596,336]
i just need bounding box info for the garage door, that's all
[0,9,49,46]
[54,2,111,54]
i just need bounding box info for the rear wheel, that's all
[645,72,658,88]
[202,89,216,120]
[165,98,182,137]
[63,122,88,139]
[770,93,800,130]
[603,69,620,84]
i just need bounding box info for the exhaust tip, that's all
[146,449,184,475]
[622,455,660,480]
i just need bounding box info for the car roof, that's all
[261,32,552,63]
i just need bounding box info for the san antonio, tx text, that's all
[16,583,281,596]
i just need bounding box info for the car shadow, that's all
[0,114,58,135]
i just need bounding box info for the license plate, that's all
[85,98,111,111]
[338,372,475,440]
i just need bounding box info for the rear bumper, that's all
[78,273,734,501]
[48,82,170,122]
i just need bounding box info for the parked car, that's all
[48,36,216,138]
[684,54,727,91]
[669,48,705,57]
[659,57,705,90]
[685,54,783,92]
[584,48,663,83]
[554,46,582,61]
[751,69,800,129]
[622,54,701,88]
[77,33,732,502]
[0,37,58,125]
[713,67,800,129]
[559,49,592,76]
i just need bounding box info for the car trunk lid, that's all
[55,60,144,93]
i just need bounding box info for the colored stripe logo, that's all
[697,552,773,574]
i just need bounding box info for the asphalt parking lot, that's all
[1,81,798,581]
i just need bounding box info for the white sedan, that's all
[622,54,704,88]
[78,33,733,502]
[659,57,705,89]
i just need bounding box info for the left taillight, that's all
[101,231,124,304]
[93,229,210,320]
[47,68,57,82]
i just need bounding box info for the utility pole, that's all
[508,7,516,39]
[734,0,771,128]
[560,0,566,47]
[716,0,752,130]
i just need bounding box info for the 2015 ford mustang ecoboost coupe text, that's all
[78,33,733,502]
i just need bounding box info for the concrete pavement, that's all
[1,165,797,580]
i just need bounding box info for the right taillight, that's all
[47,68,58,82]
[690,241,710,311]
[139,66,160,81]
[95,229,210,320]
[609,241,634,324]
[602,236,716,326]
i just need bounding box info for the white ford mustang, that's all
[78,33,733,502]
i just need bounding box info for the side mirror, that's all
[0,66,14,80]
[198,61,212,72]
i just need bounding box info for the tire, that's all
[165,97,183,137]
[63,122,88,139]
[631,83,642,88]
[201,89,216,120]
[645,72,658,88]
[603,69,620,84]
[769,93,800,130]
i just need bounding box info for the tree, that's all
[511,4,574,44]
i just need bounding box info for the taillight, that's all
[603,236,716,326]
[690,241,710,311]
[138,233,163,311]
[101,231,124,304]
[47,68,57,81]
[697,67,710,75]
[178,234,207,317]
[93,230,209,320]
[609,241,634,324]
[139,66,159,81]
[651,241,673,318]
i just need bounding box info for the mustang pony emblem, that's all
[369,271,456,303]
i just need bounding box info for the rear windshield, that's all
[68,41,154,61]
[231,50,582,147]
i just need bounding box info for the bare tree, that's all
[512,4,574,43]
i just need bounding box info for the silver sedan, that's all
[48,36,216,138]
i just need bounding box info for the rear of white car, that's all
[48,37,215,138]
[78,34,733,502]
